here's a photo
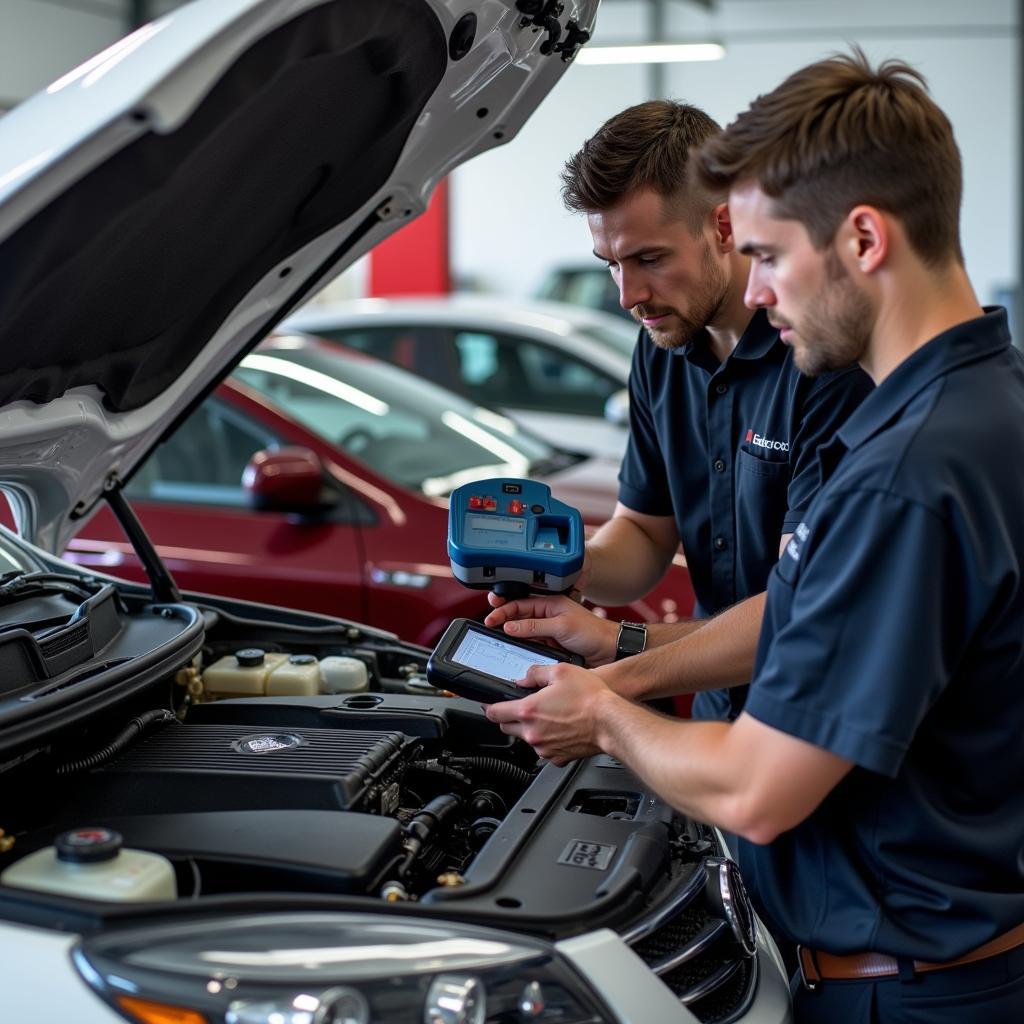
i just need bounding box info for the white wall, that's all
[0,0,187,110]
[451,0,1019,306]
[0,1,1017,304]
[0,0,122,109]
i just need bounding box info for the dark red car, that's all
[65,335,693,648]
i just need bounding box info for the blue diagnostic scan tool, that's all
[448,479,584,600]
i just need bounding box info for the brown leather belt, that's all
[798,920,1024,989]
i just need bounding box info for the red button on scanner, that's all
[508,500,524,514]
[483,497,498,511]
[468,496,483,510]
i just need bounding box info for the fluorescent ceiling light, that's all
[577,43,725,65]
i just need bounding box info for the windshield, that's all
[234,339,558,496]
[0,525,48,576]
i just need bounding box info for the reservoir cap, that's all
[56,827,122,863]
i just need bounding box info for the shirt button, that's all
[714,536,727,551]
[713,458,726,473]
[715,382,728,395]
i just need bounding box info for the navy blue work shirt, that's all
[739,308,1024,960]
[618,308,872,719]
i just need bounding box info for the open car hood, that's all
[0,0,598,553]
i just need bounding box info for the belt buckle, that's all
[797,945,820,991]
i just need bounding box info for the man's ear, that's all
[839,204,887,274]
[712,202,734,252]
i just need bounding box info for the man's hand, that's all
[490,673,854,841]
[484,593,619,665]
[485,662,615,765]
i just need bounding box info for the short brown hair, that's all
[561,100,722,232]
[696,50,963,266]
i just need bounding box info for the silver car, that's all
[284,295,637,459]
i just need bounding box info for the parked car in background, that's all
[535,262,633,321]
[282,295,638,458]
[67,335,693,649]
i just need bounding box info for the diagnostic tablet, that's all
[427,618,583,703]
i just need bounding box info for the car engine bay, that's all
[0,572,761,1021]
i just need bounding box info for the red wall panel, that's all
[368,179,450,296]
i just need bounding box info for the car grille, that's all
[622,862,757,1024]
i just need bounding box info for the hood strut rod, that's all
[104,478,181,605]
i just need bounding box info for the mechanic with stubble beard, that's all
[488,101,872,722]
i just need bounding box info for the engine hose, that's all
[406,794,463,842]
[445,756,533,787]
[409,760,473,790]
[55,709,178,775]
[398,794,463,878]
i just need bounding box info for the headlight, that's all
[73,913,608,1024]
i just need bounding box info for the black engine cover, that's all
[84,723,415,815]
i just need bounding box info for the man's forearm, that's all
[584,518,677,604]
[593,694,850,844]
[598,592,766,700]
[643,618,705,647]
[592,695,751,835]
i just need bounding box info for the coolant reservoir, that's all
[1,828,176,902]
[319,656,369,694]
[203,648,290,697]
[267,654,321,696]
[202,648,366,698]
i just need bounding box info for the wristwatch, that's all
[615,621,647,661]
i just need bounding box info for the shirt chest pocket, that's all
[737,448,790,480]
[735,449,792,534]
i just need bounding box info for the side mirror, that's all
[603,388,630,427]
[242,447,334,515]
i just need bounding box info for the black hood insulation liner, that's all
[0,0,447,413]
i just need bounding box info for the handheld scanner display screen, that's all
[451,630,557,681]
[427,619,582,703]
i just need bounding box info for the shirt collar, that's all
[836,307,1011,454]
[681,307,781,363]
[730,307,783,361]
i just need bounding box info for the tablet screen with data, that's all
[427,619,583,702]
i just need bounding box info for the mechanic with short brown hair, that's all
[489,100,872,723]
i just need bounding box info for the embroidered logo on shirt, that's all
[745,428,790,452]
[786,522,809,562]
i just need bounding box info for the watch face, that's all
[616,622,647,659]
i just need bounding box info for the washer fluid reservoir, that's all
[319,656,369,693]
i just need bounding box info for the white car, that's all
[0,2,791,1023]
[284,296,638,459]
